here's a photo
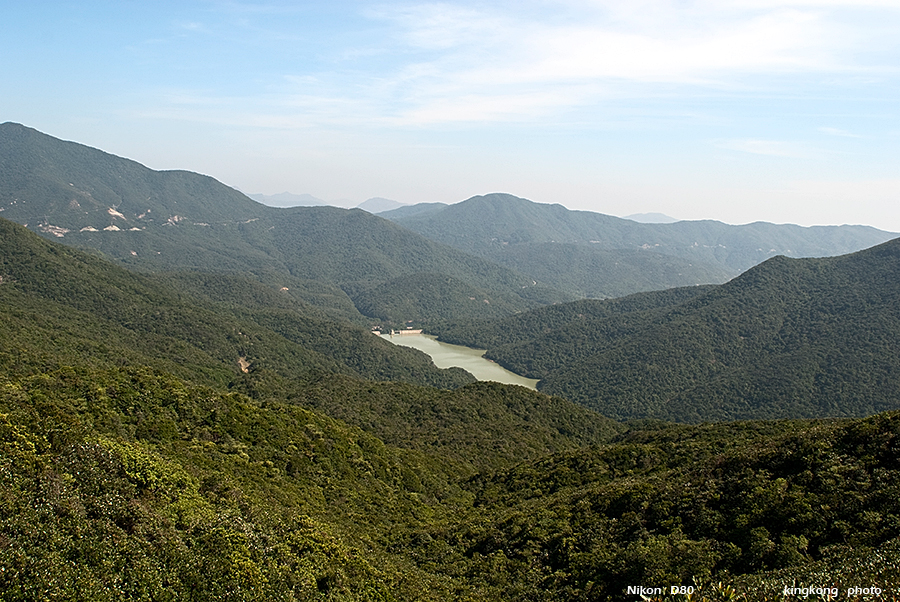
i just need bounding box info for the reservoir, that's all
[380,333,539,390]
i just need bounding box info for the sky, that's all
[3,0,900,230]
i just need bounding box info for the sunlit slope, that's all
[239,373,623,473]
[10,361,900,598]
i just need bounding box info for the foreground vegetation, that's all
[4,364,900,600]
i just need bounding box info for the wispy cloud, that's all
[140,0,900,129]
[136,87,383,130]
[818,126,863,138]
[174,21,207,32]
[354,0,900,125]
[715,138,819,158]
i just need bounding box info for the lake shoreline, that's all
[380,333,539,390]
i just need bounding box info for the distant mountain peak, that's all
[357,197,406,213]
[249,192,330,208]
[624,212,679,224]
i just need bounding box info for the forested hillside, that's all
[5,364,900,600]
[0,217,472,390]
[232,372,622,473]
[479,242,731,299]
[434,238,900,422]
[386,193,896,298]
[446,414,900,599]
[435,284,716,350]
[0,123,567,324]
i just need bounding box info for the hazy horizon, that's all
[246,189,897,230]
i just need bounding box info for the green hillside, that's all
[5,363,900,600]
[0,211,637,600]
[481,242,731,298]
[373,202,447,219]
[351,272,541,324]
[0,214,631,472]
[434,238,900,422]
[0,366,442,600]
[387,193,896,297]
[0,123,261,228]
[0,217,472,390]
[434,284,715,350]
[0,123,567,323]
[443,414,900,599]
[236,373,622,473]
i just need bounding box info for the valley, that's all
[3,122,900,600]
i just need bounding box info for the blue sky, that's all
[3,1,900,230]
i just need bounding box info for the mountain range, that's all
[357,196,406,213]
[248,191,331,207]
[5,121,899,425]
[383,193,896,298]
[4,122,894,313]
[0,122,562,325]
[248,192,406,213]
[623,211,678,223]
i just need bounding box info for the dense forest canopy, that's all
[433,238,900,423]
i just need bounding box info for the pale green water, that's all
[380,333,539,390]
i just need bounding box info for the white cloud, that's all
[715,138,819,158]
[174,21,206,32]
[400,90,584,123]
[372,3,506,50]
[818,126,863,137]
